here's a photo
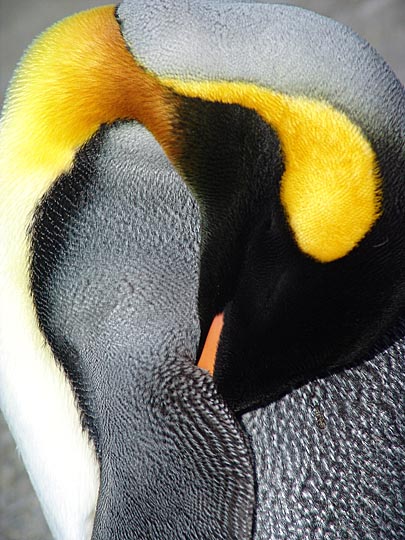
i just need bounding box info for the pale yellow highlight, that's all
[1,8,108,184]
[162,79,381,262]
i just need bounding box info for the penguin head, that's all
[116,0,405,411]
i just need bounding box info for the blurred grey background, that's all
[0,0,404,539]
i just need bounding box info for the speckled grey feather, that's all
[242,331,405,539]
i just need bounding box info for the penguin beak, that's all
[197,312,224,375]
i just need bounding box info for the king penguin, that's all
[0,1,404,539]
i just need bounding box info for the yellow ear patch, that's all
[1,5,116,182]
[0,4,174,191]
[162,79,381,262]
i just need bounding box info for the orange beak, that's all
[197,313,224,376]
